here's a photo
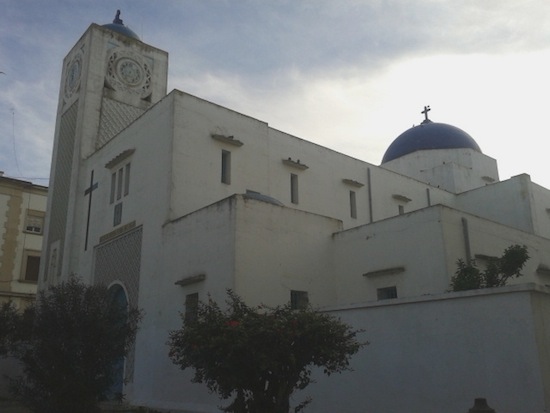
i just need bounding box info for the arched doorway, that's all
[106,283,128,400]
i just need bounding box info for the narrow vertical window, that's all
[110,172,116,204]
[290,173,299,204]
[221,150,231,184]
[124,163,131,196]
[398,205,405,215]
[113,203,122,226]
[350,190,357,219]
[185,293,199,323]
[117,167,124,200]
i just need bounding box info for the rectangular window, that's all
[117,167,124,200]
[24,210,45,234]
[290,290,309,310]
[113,203,123,227]
[398,205,405,215]
[350,191,357,219]
[110,172,116,204]
[124,163,131,196]
[221,150,231,184]
[290,173,299,204]
[22,251,41,283]
[110,162,131,204]
[185,293,199,323]
[377,286,398,300]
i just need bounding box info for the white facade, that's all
[40,18,550,413]
[305,285,550,413]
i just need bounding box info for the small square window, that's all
[290,290,309,310]
[377,286,398,300]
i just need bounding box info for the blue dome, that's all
[102,10,140,40]
[381,121,481,163]
[102,23,140,40]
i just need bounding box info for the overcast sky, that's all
[1,0,549,189]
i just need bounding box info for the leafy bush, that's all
[168,291,365,413]
[3,278,141,413]
[0,302,18,357]
[450,245,529,291]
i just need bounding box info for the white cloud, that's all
[172,46,550,189]
[1,0,550,188]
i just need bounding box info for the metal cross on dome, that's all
[421,105,431,123]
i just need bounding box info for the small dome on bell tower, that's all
[102,10,140,40]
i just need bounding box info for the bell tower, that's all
[41,11,168,284]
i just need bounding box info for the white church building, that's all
[40,13,550,413]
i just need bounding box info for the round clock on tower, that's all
[64,53,82,99]
[105,48,152,99]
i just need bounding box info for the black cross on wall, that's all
[84,170,98,251]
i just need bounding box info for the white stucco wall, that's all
[331,204,550,305]
[304,285,549,413]
[130,196,240,411]
[127,284,550,413]
[530,182,550,239]
[234,195,343,307]
[381,148,499,193]
[165,91,466,233]
[333,206,449,304]
[454,174,538,236]
[65,94,174,284]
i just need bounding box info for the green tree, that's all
[0,301,33,357]
[4,278,141,413]
[168,291,365,413]
[450,244,529,291]
[0,302,18,356]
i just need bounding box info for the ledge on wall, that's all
[363,266,405,277]
[282,158,309,170]
[342,178,364,188]
[211,133,243,147]
[175,273,206,286]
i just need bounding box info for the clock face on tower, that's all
[117,58,143,86]
[64,53,82,99]
[105,48,152,99]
